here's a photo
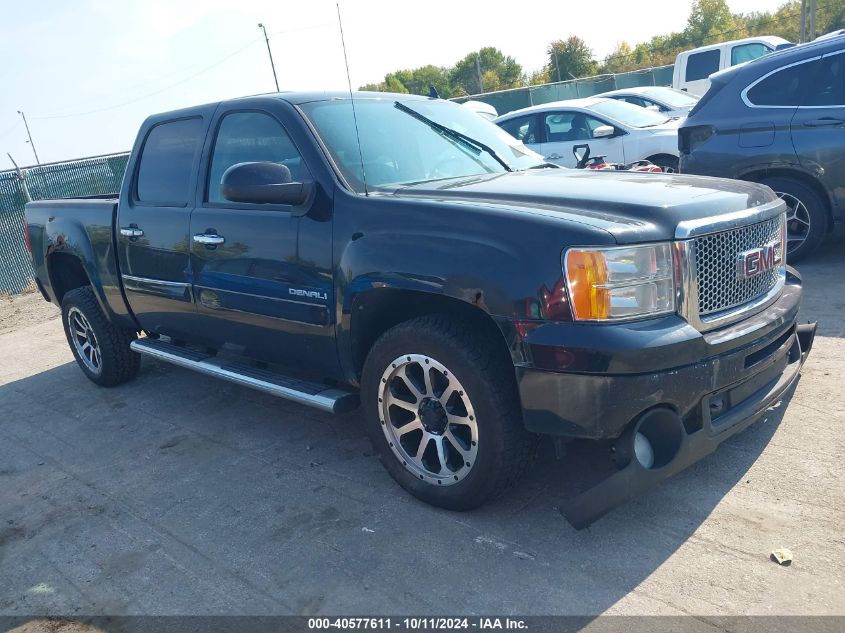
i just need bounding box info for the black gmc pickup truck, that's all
[25,92,816,527]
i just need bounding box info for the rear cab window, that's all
[685,49,721,82]
[135,118,204,206]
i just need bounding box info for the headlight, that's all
[564,243,675,321]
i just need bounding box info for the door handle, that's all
[803,117,845,127]
[193,233,226,246]
[119,227,144,238]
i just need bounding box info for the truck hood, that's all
[394,169,777,243]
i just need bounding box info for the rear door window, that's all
[685,49,721,82]
[731,43,772,66]
[136,118,204,206]
[746,60,814,106]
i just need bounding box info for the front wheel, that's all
[61,287,140,387]
[361,315,537,510]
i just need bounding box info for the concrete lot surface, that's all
[0,240,844,618]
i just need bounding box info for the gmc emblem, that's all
[737,241,782,280]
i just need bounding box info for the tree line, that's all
[360,0,845,98]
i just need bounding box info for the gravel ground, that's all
[0,238,843,621]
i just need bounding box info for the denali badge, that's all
[737,241,782,280]
[289,288,328,301]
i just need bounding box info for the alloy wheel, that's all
[378,354,478,486]
[67,307,102,375]
[776,191,811,255]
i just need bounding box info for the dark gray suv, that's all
[679,36,845,261]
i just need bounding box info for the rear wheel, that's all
[61,287,140,387]
[361,314,537,510]
[759,176,827,263]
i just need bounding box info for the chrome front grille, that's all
[693,214,784,317]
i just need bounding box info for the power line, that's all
[26,23,332,121]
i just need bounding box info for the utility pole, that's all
[257,23,280,92]
[800,0,807,42]
[16,110,40,166]
[809,0,816,41]
[475,53,484,94]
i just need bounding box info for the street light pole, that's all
[258,23,280,92]
[16,110,40,166]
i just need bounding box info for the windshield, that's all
[586,99,670,128]
[299,98,545,191]
[642,87,699,108]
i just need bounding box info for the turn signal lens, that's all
[564,244,675,321]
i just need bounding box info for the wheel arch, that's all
[739,167,835,231]
[346,288,518,386]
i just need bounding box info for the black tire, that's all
[361,314,537,510]
[759,176,827,263]
[61,286,140,387]
[650,155,679,173]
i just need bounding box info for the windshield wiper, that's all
[394,101,512,172]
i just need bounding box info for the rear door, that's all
[188,107,337,374]
[791,49,845,212]
[537,110,625,167]
[117,115,207,338]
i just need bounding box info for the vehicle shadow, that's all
[0,352,799,617]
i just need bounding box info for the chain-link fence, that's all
[0,152,129,295]
[453,64,674,115]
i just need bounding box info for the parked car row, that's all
[482,33,843,261]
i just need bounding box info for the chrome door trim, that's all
[122,274,192,302]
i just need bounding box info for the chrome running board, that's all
[130,338,359,414]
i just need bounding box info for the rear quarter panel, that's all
[25,199,136,327]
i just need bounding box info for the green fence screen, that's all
[453,64,674,115]
[0,153,129,294]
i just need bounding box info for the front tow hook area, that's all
[562,324,816,530]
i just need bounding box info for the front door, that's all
[538,110,624,167]
[117,115,207,338]
[188,108,336,375]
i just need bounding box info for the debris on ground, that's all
[771,548,793,566]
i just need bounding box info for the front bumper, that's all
[514,270,816,528]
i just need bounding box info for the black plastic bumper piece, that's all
[562,322,816,529]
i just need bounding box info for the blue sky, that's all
[0,0,787,170]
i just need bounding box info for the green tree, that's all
[449,47,523,95]
[360,65,450,96]
[684,0,744,46]
[546,36,597,82]
[601,41,635,74]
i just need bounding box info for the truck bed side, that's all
[25,197,138,329]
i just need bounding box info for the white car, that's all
[494,97,681,171]
[597,86,699,119]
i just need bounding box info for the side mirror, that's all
[593,125,615,139]
[221,162,312,206]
